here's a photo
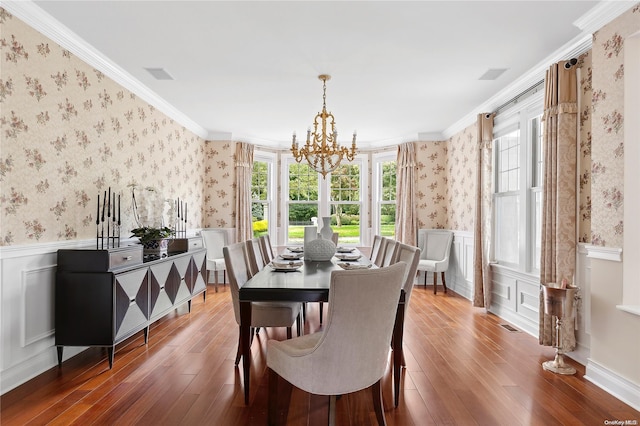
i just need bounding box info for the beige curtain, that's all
[539,61,578,350]
[473,113,494,308]
[234,142,254,243]
[395,142,417,245]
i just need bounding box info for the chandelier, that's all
[291,75,357,178]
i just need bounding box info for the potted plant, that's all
[131,226,175,254]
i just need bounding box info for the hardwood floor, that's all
[2,283,639,425]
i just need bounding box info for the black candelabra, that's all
[96,186,121,249]
[175,198,187,237]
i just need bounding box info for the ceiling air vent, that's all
[144,67,174,80]
[479,68,508,81]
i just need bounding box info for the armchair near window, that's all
[416,229,454,294]
[267,262,407,425]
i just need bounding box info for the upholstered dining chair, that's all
[331,232,339,246]
[381,239,398,267]
[373,237,389,267]
[416,229,454,294]
[259,234,275,265]
[245,238,266,278]
[389,242,421,406]
[223,242,302,366]
[201,228,227,292]
[267,262,407,426]
[369,234,384,263]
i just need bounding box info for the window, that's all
[493,90,543,273]
[251,153,276,239]
[372,153,396,238]
[283,155,367,245]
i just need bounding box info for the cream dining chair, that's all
[267,262,407,426]
[259,234,275,265]
[223,242,302,366]
[201,228,227,292]
[245,238,266,278]
[369,234,384,263]
[416,229,454,294]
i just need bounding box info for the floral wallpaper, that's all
[445,123,477,232]
[414,140,450,230]
[577,51,593,244]
[589,5,640,247]
[0,9,236,246]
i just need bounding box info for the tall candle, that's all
[107,187,111,218]
[112,192,116,222]
[177,198,180,218]
[184,203,187,223]
[101,190,106,222]
[96,194,100,224]
[117,194,121,224]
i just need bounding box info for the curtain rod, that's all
[494,79,545,115]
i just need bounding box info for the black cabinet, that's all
[55,246,206,368]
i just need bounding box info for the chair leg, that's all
[234,328,242,366]
[286,327,292,339]
[214,270,219,293]
[424,271,427,287]
[328,395,337,426]
[296,313,303,337]
[433,272,437,294]
[372,380,386,426]
[441,271,447,293]
[319,302,324,324]
[268,368,279,426]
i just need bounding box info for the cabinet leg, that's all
[188,299,192,312]
[107,346,115,369]
[144,326,149,344]
[57,346,63,367]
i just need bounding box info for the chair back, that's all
[259,235,275,265]
[223,242,250,324]
[245,238,265,277]
[370,235,383,262]
[392,242,421,306]
[418,229,454,267]
[381,239,398,267]
[289,262,406,395]
[331,232,339,245]
[201,228,227,260]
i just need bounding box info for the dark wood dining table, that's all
[238,249,407,407]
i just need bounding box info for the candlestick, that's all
[96,194,100,225]
[118,194,121,225]
[112,192,116,222]
[101,190,106,222]
[184,203,187,223]
[107,187,111,219]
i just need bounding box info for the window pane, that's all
[251,161,268,201]
[381,161,396,201]
[289,163,318,201]
[252,202,269,238]
[329,203,360,244]
[533,190,542,270]
[495,195,519,264]
[380,203,396,237]
[288,203,318,243]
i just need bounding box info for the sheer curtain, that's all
[539,60,578,350]
[473,113,494,308]
[395,142,417,244]
[235,142,254,243]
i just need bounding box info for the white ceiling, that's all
[8,1,629,148]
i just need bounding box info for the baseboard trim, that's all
[584,358,640,412]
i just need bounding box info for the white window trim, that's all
[493,90,543,274]
[253,150,277,244]
[280,153,368,246]
[371,151,396,246]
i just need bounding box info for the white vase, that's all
[305,237,336,261]
[303,226,318,250]
[320,216,333,241]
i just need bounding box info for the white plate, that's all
[287,247,304,253]
[336,247,355,253]
[335,253,361,261]
[280,253,303,260]
[337,262,372,270]
[271,261,303,272]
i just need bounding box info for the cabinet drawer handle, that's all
[160,285,165,291]
[129,298,136,306]
[123,256,133,261]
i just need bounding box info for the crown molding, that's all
[2,1,209,140]
[573,0,638,34]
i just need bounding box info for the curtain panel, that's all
[473,113,494,308]
[539,61,578,350]
[235,142,255,243]
[395,142,418,245]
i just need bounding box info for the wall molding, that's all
[21,266,56,347]
[585,245,623,262]
[585,358,640,412]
